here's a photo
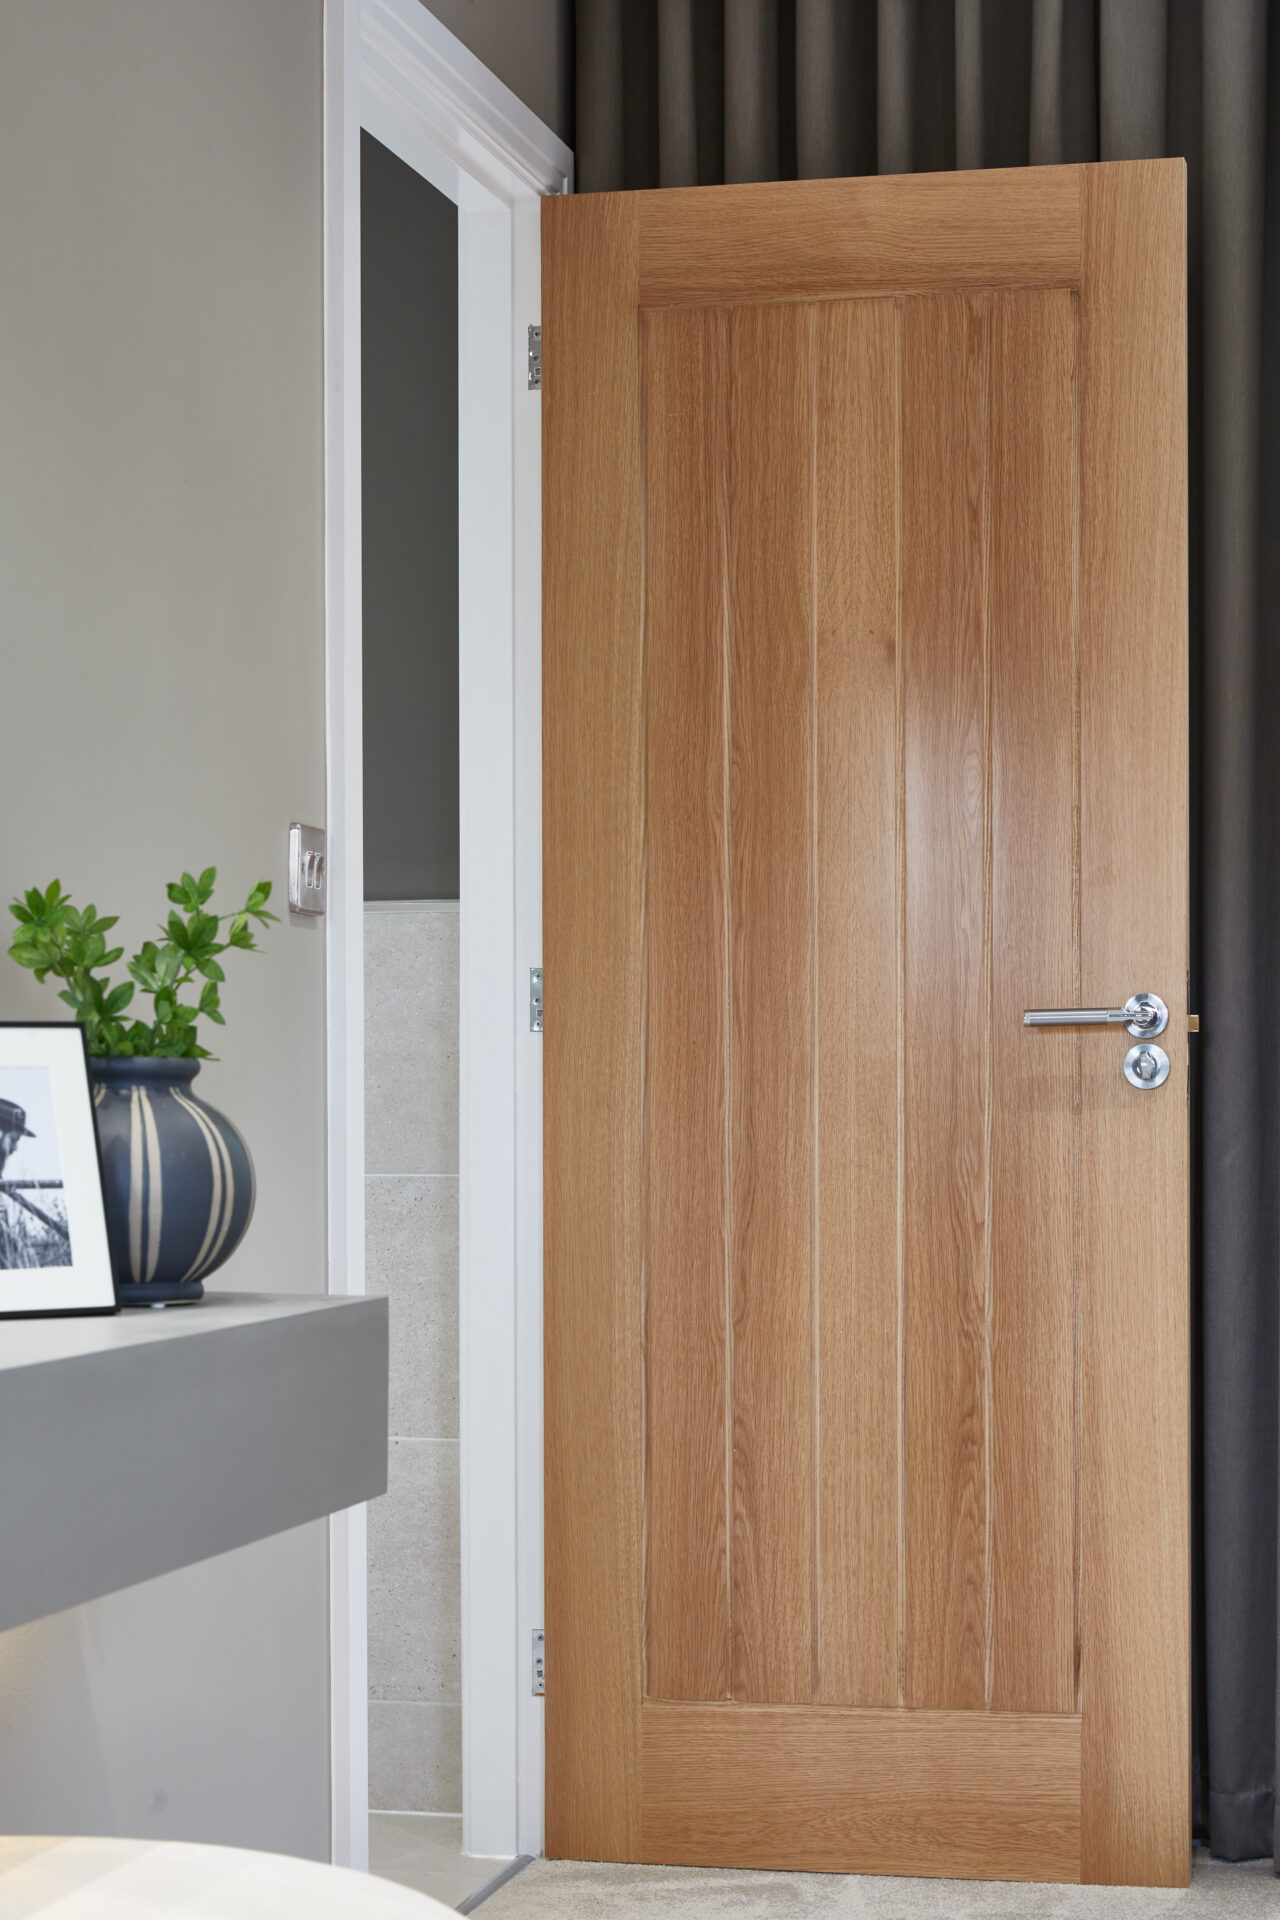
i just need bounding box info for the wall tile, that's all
[365,907,458,1178]
[368,1438,460,1704]
[367,1177,458,1440]
[366,905,460,1814]
[368,1703,461,1816]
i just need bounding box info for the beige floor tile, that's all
[483,1855,1277,1919]
[369,1812,512,1911]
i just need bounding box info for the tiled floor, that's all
[369,1812,513,1911]
[367,1820,1277,1918]
[483,1855,1279,1919]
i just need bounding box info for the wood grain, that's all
[638,167,1082,307]
[543,161,1189,1884]
[727,301,815,1705]
[642,304,731,1702]
[901,293,989,1712]
[541,191,645,1860]
[1077,160,1190,1888]
[641,1703,1081,1881]
[988,288,1079,1714]
[814,299,901,1707]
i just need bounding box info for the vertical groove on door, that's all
[729,302,816,1704]
[1069,289,1084,1718]
[642,305,732,1702]
[894,296,907,1714]
[980,293,995,1714]
[988,288,1078,1714]
[902,293,989,1712]
[814,298,901,1707]
[722,312,737,1709]
[808,304,821,1709]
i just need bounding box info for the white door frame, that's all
[323,0,569,1870]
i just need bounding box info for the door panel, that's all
[814,296,899,1711]
[988,287,1079,1718]
[636,167,1083,303]
[727,301,816,1707]
[900,290,990,1716]
[643,303,730,1707]
[544,162,1188,1886]
[641,1704,1081,1881]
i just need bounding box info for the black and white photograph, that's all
[0,1024,114,1315]
[0,1065,72,1269]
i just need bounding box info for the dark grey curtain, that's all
[574,0,1280,1867]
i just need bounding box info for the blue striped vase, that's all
[89,1059,256,1305]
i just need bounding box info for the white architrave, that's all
[323,0,569,1870]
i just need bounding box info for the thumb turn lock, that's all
[1022,991,1173,1091]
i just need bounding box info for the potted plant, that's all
[7,871,276,1304]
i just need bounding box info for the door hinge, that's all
[529,967,543,1033]
[527,324,542,390]
[532,1628,545,1695]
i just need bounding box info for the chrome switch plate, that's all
[288,823,326,915]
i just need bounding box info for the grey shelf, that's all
[0,1290,388,1631]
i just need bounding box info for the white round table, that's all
[0,1837,453,1917]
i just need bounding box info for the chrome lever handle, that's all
[1022,992,1168,1038]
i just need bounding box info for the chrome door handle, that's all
[1022,992,1168,1038]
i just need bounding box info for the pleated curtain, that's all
[573,0,1280,1867]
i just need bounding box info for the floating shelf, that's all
[0,1290,388,1631]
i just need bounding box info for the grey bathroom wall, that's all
[362,133,459,902]
[365,905,461,1812]
[419,0,572,146]
[0,0,329,1857]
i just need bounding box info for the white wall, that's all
[418,0,572,145]
[0,0,330,1857]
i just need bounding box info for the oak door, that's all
[543,162,1188,1888]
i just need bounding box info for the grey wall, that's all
[419,0,572,146]
[362,133,459,902]
[364,906,460,1813]
[0,0,329,1858]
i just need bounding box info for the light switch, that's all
[288,824,326,915]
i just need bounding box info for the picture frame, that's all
[0,1022,116,1316]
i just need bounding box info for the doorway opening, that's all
[360,127,476,1901]
[322,0,570,1876]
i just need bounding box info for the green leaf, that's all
[197,867,217,902]
[104,982,135,1016]
[196,955,225,982]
